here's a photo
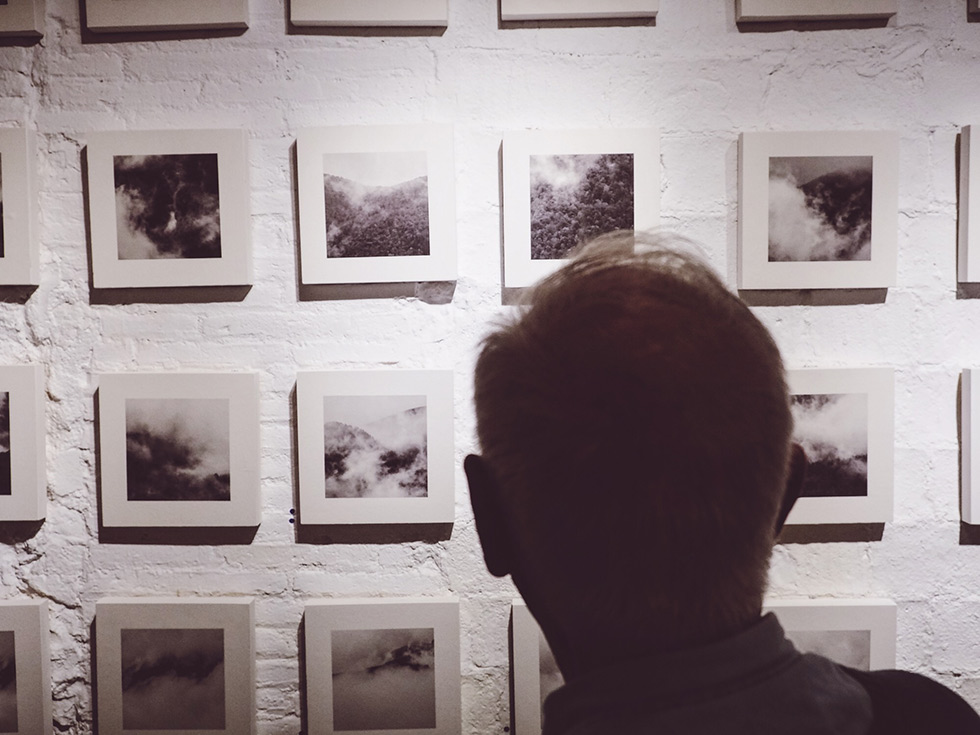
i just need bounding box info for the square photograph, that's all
[511,601,563,735]
[95,598,254,735]
[290,0,448,27]
[0,0,44,37]
[500,0,658,20]
[736,0,896,22]
[297,371,453,525]
[0,601,50,735]
[297,125,456,284]
[83,0,247,32]
[0,366,45,522]
[98,372,260,528]
[503,129,659,288]
[739,131,898,290]
[86,129,251,289]
[0,129,38,286]
[304,598,460,735]
[784,368,893,525]
[763,599,896,670]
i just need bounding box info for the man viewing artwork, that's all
[465,231,980,734]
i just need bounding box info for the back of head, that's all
[472,231,793,658]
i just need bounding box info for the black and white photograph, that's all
[0,392,10,497]
[322,151,430,259]
[529,153,634,261]
[331,627,436,731]
[0,0,45,37]
[538,630,563,715]
[0,631,16,732]
[768,156,872,263]
[84,0,247,32]
[736,0,896,22]
[322,394,427,500]
[790,393,868,498]
[125,397,231,502]
[784,628,871,671]
[0,155,5,259]
[0,129,37,285]
[290,0,448,26]
[501,0,658,20]
[120,627,225,730]
[114,153,222,261]
[297,125,456,285]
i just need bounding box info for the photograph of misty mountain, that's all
[322,394,427,499]
[113,153,222,260]
[125,397,231,502]
[529,153,634,260]
[768,155,873,262]
[331,627,436,731]
[0,631,16,732]
[120,627,225,730]
[791,393,869,498]
[322,151,430,258]
[0,393,9,496]
[784,628,871,671]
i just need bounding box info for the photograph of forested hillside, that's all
[323,151,430,258]
[768,155,873,262]
[529,153,634,260]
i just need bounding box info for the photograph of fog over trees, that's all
[0,393,9,496]
[538,630,563,717]
[322,394,427,499]
[120,627,225,730]
[768,155,873,262]
[323,151,430,259]
[0,631,16,732]
[529,153,633,260]
[784,629,871,671]
[125,398,231,502]
[791,393,868,498]
[331,627,436,731]
[113,153,222,260]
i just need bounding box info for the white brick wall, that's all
[1,0,980,731]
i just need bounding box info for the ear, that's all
[464,454,513,578]
[774,443,807,534]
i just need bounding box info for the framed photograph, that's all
[297,125,456,285]
[95,598,254,735]
[304,598,460,735]
[960,369,980,523]
[291,0,448,27]
[0,130,38,286]
[500,0,658,20]
[959,127,980,282]
[84,0,247,32]
[511,601,563,735]
[785,368,893,525]
[0,0,44,38]
[764,599,897,670]
[502,128,659,288]
[0,601,50,735]
[738,131,898,290]
[0,366,45,522]
[736,0,896,21]
[97,372,260,528]
[86,129,251,289]
[297,370,454,525]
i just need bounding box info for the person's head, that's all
[466,231,804,673]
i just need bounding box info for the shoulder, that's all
[842,668,980,734]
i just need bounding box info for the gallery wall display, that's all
[961,369,980,523]
[85,129,251,289]
[0,129,39,286]
[297,125,457,285]
[296,370,454,525]
[511,601,563,735]
[784,368,894,525]
[0,366,45,522]
[502,128,659,288]
[291,0,449,27]
[0,601,51,735]
[95,598,255,735]
[959,126,980,282]
[83,0,248,33]
[0,0,44,38]
[738,131,898,290]
[500,0,658,21]
[304,598,461,735]
[735,0,897,22]
[763,599,897,670]
[97,372,260,528]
